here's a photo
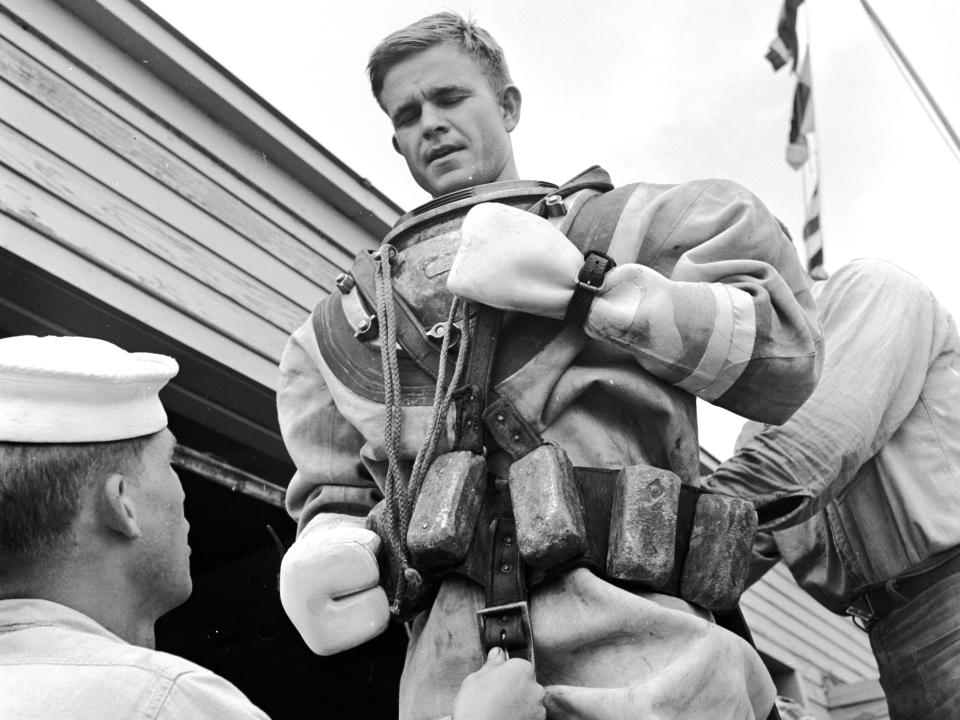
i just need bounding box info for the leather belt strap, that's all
[482,396,543,460]
[847,548,960,631]
[453,306,503,454]
[447,467,705,597]
[460,479,534,663]
[475,514,534,663]
[564,250,616,327]
[523,165,614,218]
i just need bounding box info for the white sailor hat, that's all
[0,335,178,443]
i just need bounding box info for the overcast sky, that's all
[142,0,960,456]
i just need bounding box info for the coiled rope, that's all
[374,244,473,614]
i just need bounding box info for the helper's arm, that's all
[745,530,783,588]
[707,259,945,528]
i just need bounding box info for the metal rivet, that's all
[496,414,505,423]
[500,562,512,573]
[335,273,355,293]
[545,194,567,217]
[512,433,520,442]
[503,536,514,547]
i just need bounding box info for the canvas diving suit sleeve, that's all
[580,178,821,425]
[278,316,381,532]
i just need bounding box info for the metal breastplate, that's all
[380,180,559,328]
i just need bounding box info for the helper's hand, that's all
[452,648,546,720]
[448,203,583,319]
[279,513,389,655]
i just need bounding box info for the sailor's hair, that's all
[0,435,150,562]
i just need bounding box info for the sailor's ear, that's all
[97,473,141,540]
[392,135,402,154]
[500,85,522,132]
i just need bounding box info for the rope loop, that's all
[374,244,474,614]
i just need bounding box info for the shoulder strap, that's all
[526,165,615,217]
[453,167,615,455]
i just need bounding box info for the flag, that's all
[781,47,826,278]
[786,52,814,169]
[765,37,791,72]
[766,0,805,72]
[803,183,826,279]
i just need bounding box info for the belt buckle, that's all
[845,595,877,632]
[476,601,535,668]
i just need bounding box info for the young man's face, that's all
[130,428,192,613]
[379,42,521,198]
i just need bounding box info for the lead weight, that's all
[507,444,587,569]
[407,451,487,567]
[606,465,681,587]
[680,494,757,611]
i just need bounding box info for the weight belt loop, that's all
[449,306,537,664]
[475,507,535,667]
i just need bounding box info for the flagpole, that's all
[796,3,826,278]
[859,0,960,161]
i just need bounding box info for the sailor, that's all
[0,335,544,720]
[277,12,822,720]
[0,335,269,720]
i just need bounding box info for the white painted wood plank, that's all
[752,565,876,652]
[743,589,876,681]
[0,164,290,366]
[0,23,353,289]
[0,214,280,389]
[0,116,308,335]
[0,78,321,316]
[0,0,396,246]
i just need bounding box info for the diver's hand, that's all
[279,513,389,655]
[448,203,583,320]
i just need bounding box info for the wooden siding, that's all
[743,563,881,718]
[0,0,399,391]
[828,680,889,720]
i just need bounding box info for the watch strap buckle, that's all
[565,250,616,326]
